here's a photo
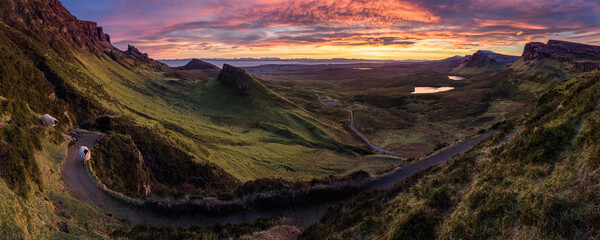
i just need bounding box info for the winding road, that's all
[346,109,400,156]
[61,127,495,227]
[316,93,400,156]
[368,130,495,190]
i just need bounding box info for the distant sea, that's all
[158,59,422,68]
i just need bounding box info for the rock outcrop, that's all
[0,0,168,72]
[123,45,154,63]
[79,21,111,43]
[451,50,519,76]
[111,45,171,71]
[514,40,600,74]
[522,40,600,62]
[510,40,600,88]
[0,0,111,51]
[217,64,254,96]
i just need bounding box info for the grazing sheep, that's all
[79,146,91,161]
[42,114,58,127]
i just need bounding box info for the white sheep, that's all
[42,114,59,127]
[79,146,91,161]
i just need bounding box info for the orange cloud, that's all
[61,0,600,60]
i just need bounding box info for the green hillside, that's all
[300,69,600,239]
[0,0,397,237]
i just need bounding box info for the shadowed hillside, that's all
[451,50,519,76]
[2,0,600,239]
[0,0,392,238]
[300,41,600,239]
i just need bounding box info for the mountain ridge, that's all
[450,50,519,76]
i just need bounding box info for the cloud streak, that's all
[60,0,600,59]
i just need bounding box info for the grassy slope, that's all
[71,51,398,181]
[0,140,122,240]
[300,71,600,239]
[451,62,505,76]
[0,3,392,237]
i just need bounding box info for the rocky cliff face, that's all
[0,0,167,72]
[121,45,170,71]
[0,0,111,52]
[515,40,600,76]
[460,51,504,68]
[450,50,518,76]
[477,50,520,66]
[80,20,111,43]
[507,40,600,91]
[522,40,600,62]
[217,64,254,96]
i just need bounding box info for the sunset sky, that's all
[60,0,600,60]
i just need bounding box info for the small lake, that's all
[448,76,465,81]
[412,87,455,94]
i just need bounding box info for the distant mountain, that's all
[176,58,220,71]
[441,55,468,61]
[170,58,221,79]
[450,50,519,76]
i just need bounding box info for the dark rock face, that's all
[0,0,170,72]
[122,45,170,71]
[451,50,518,75]
[79,21,111,44]
[522,40,600,61]
[463,50,519,67]
[477,50,520,66]
[176,59,220,71]
[217,64,253,96]
[460,51,503,68]
[0,0,111,51]
[124,45,148,59]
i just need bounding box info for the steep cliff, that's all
[450,50,519,76]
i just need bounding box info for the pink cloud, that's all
[66,0,600,59]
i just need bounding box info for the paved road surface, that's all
[368,131,496,190]
[61,129,495,227]
[346,109,400,156]
[316,93,400,156]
